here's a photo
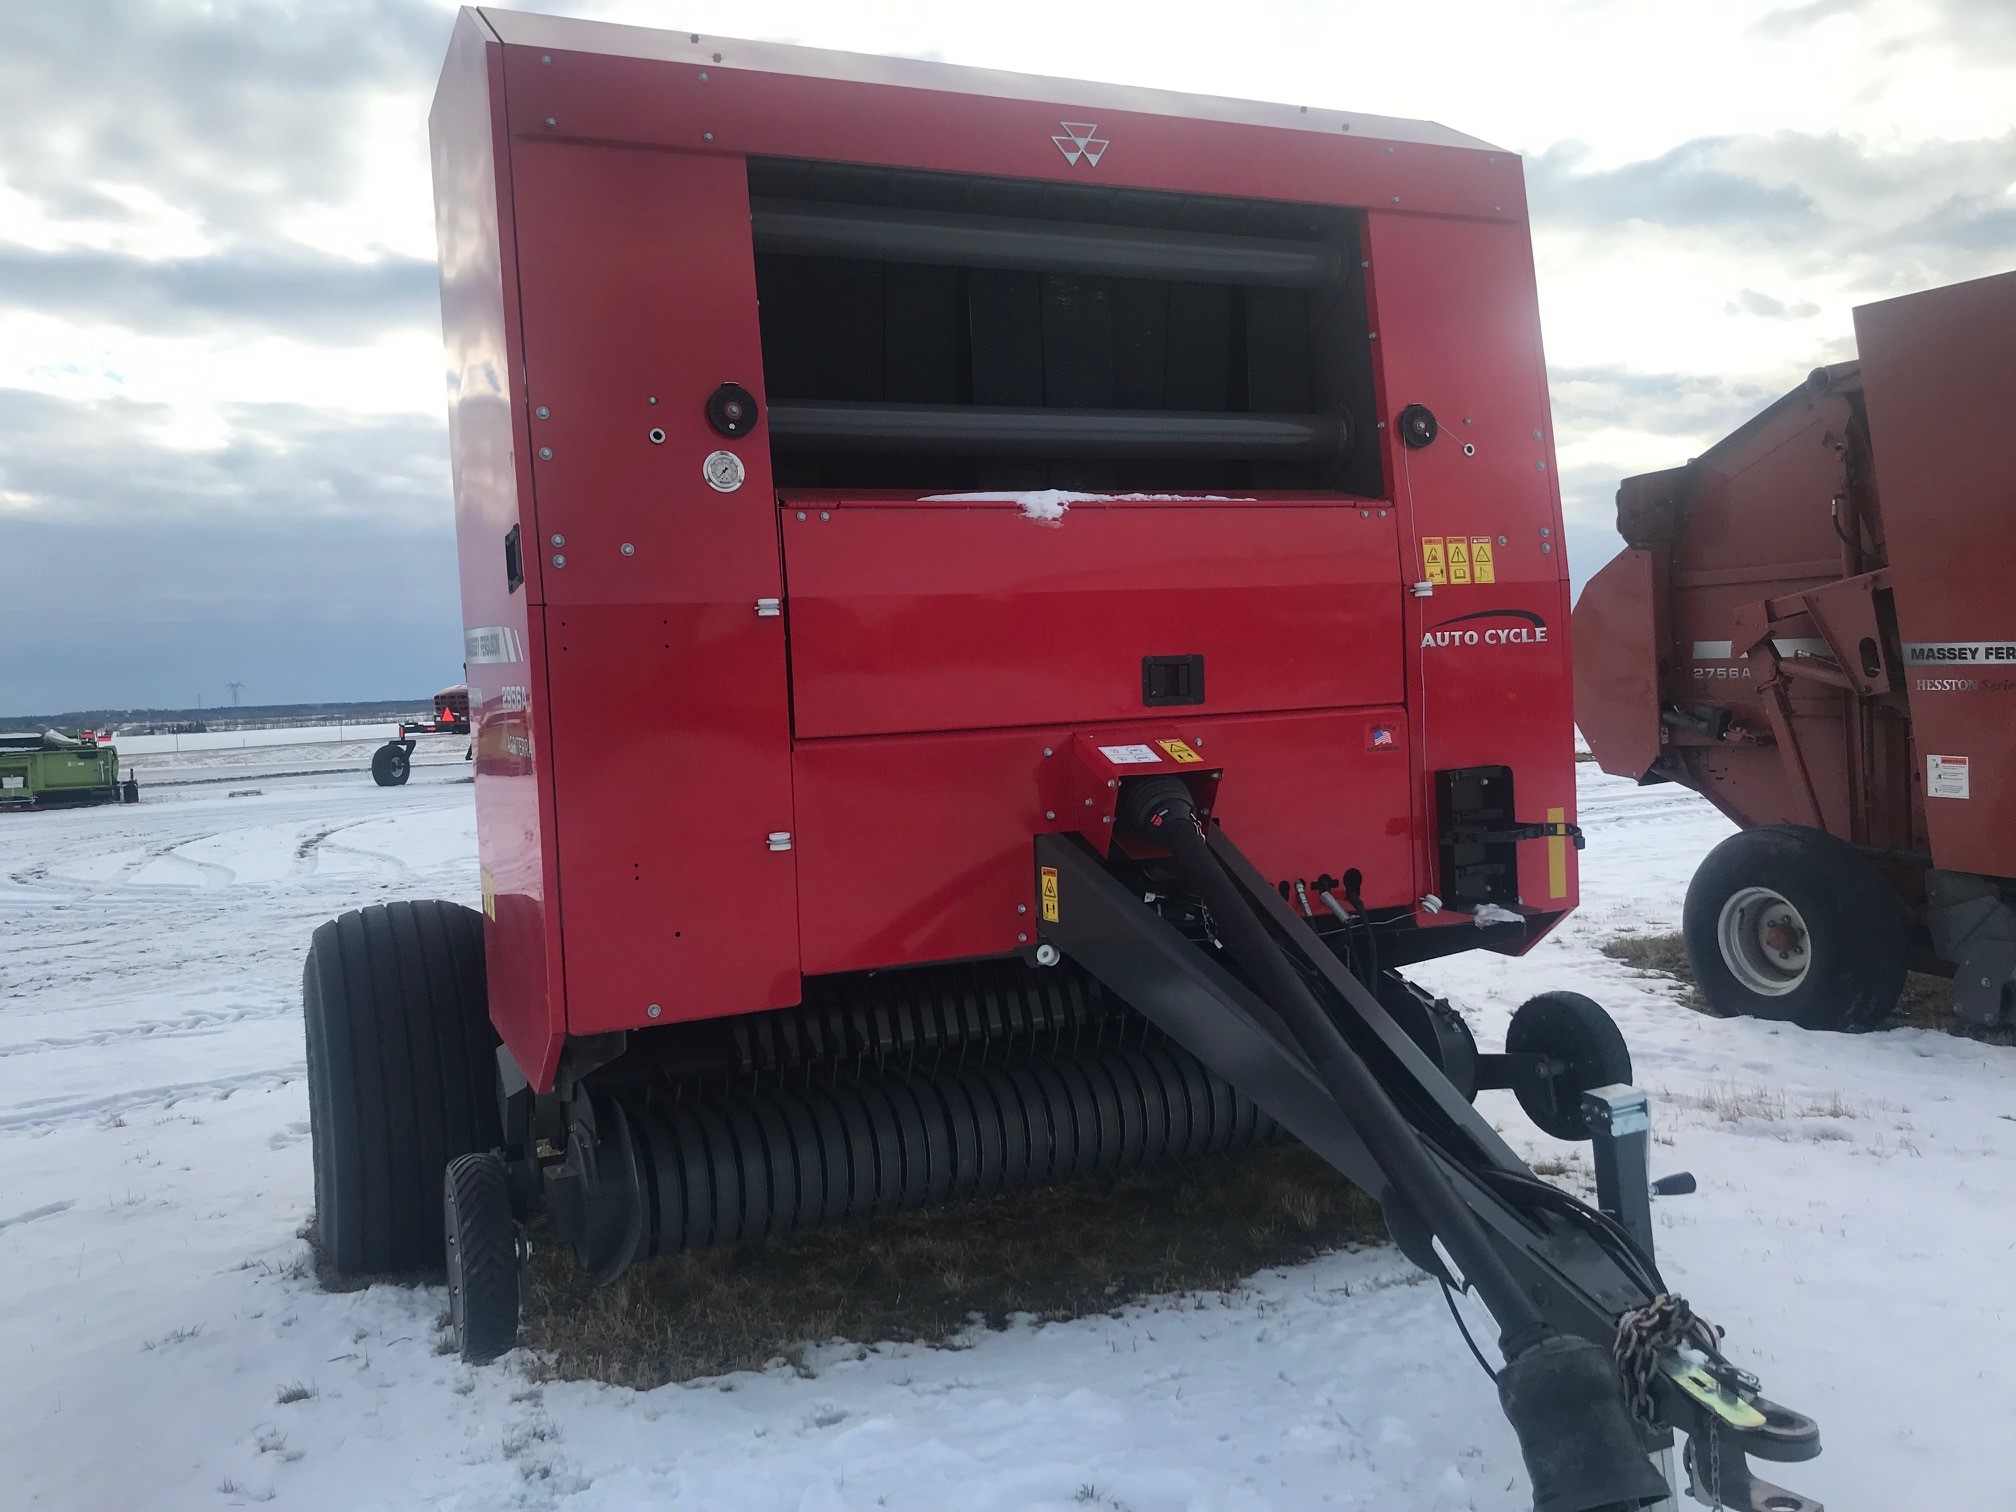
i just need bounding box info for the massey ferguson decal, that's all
[1052,122,1109,166]
[1420,608,1549,650]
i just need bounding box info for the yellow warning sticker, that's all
[1447,537,1473,585]
[1157,738,1203,764]
[481,869,497,921]
[1421,537,1448,585]
[1546,805,1568,900]
[1470,537,1496,585]
[1039,866,1060,923]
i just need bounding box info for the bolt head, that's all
[646,1003,662,1018]
[621,542,635,556]
[1017,904,1028,914]
[1045,810,1056,820]
[796,511,807,521]
[550,534,564,547]
[820,511,831,521]
[1084,797,1094,807]
[552,554,566,567]
[538,446,553,460]
[545,117,557,128]
[1042,747,1053,757]
[535,405,550,419]
[1017,933,1028,943]
[704,131,714,142]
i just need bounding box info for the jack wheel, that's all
[1505,992,1631,1141]
[371,742,411,786]
[445,1151,521,1364]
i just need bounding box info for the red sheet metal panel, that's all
[505,138,800,1030]
[1361,212,1578,917]
[781,498,1403,738]
[430,13,565,1087]
[1856,271,2016,878]
[791,708,1417,976]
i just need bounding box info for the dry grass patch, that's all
[518,1142,1383,1390]
[1601,932,1708,1010]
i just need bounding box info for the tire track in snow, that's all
[0,1001,295,1059]
[0,1066,302,1133]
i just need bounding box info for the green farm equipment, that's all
[0,731,136,810]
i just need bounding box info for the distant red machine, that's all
[369,684,471,786]
[1578,271,2016,1031]
[300,13,1824,1505]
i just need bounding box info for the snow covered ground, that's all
[2,748,2010,1510]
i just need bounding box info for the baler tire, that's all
[445,1151,521,1364]
[303,900,500,1278]
[1682,825,1910,1030]
[1505,992,1632,1141]
[371,742,411,787]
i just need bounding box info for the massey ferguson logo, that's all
[1052,121,1109,166]
[1421,608,1550,650]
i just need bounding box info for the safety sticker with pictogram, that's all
[1470,537,1496,584]
[1421,537,1448,585]
[1447,537,1473,585]
[1039,866,1061,921]
[1156,739,1203,764]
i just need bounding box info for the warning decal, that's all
[1040,866,1060,922]
[1470,537,1496,585]
[1156,738,1203,764]
[1422,538,1448,585]
[1927,754,1971,799]
[1446,538,1473,585]
[481,869,497,921]
[1097,743,1161,765]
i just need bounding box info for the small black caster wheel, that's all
[1505,992,1632,1140]
[445,1151,522,1364]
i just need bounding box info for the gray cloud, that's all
[0,0,452,248]
[1755,0,2016,60]
[1529,138,1821,240]
[1726,288,1823,319]
[0,388,460,710]
[0,245,437,344]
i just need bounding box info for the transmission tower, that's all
[226,681,244,708]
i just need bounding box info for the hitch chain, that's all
[1613,1291,1723,1430]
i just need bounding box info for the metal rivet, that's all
[698,71,709,82]
[648,396,658,405]
[648,427,666,444]
[1376,421,1386,429]
[1378,509,1388,517]
[1542,542,1553,553]
[1018,933,1028,943]
[703,131,714,142]
[541,54,551,64]
[646,1003,661,1018]
[535,405,550,419]
[550,534,564,547]
[1083,797,1094,807]
[1192,738,1203,747]
[820,511,831,521]
[1498,535,1508,546]
[1045,810,1056,820]
[1532,428,1542,440]
[1107,779,1117,788]
[1462,417,1472,425]
[1493,205,1503,213]
[1102,815,1112,824]
[1369,331,1378,340]
[1540,527,1552,537]
[1535,460,1547,471]
[1386,146,1395,154]
[621,542,635,556]
[1360,509,1369,518]
[552,554,566,567]
[796,511,807,521]
[538,446,552,460]
[1391,195,1400,203]
[545,117,557,128]
[1042,747,1053,757]
[1361,259,1370,268]
[1017,904,1028,914]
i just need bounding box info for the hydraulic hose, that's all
[1122,777,1546,1340]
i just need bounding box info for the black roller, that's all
[604,1039,1274,1257]
[750,198,1345,289]
[767,400,1348,462]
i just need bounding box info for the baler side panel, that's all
[431,11,566,1088]
[792,708,1417,975]
[1362,212,1577,920]
[1856,271,2016,879]
[505,140,801,1031]
[782,502,1403,738]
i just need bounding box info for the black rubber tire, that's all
[445,1151,520,1364]
[371,743,411,787]
[1505,992,1632,1141]
[303,900,501,1277]
[1682,825,1909,1030]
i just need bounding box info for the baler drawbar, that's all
[301,10,1828,1509]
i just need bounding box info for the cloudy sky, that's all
[2,0,2012,714]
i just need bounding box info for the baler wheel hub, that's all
[1718,887,1813,996]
